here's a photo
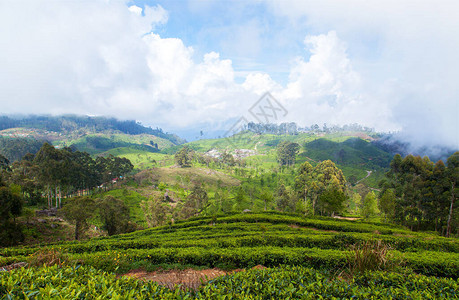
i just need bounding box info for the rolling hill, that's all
[0,115,185,161]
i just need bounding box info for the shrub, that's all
[346,240,396,276]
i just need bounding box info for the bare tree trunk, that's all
[55,186,58,208]
[446,182,455,238]
[312,196,316,216]
[75,221,80,240]
[47,185,51,209]
[58,186,62,208]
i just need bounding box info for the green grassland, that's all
[1,212,458,298]
[183,131,377,153]
[99,189,148,227]
[102,147,175,169]
[53,133,175,155]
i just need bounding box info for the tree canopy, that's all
[380,152,458,235]
[295,160,347,216]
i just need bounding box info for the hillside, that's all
[0,115,186,160]
[0,115,185,144]
[1,212,458,298]
[175,131,391,188]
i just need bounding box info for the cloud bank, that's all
[0,0,457,149]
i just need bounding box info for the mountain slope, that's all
[0,115,186,160]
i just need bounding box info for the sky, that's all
[0,0,458,148]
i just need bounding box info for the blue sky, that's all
[130,0,309,84]
[0,0,458,149]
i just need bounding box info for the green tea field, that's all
[1,212,458,298]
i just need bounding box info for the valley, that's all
[0,116,458,298]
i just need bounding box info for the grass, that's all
[100,189,148,227]
[53,133,174,155]
[102,147,174,169]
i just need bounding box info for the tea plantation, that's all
[1,212,459,298]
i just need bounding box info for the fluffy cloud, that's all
[0,1,247,129]
[276,31,393,131]
[1,0,457,149]
[265,0,459,148]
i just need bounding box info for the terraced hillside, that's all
[1,213,458,298]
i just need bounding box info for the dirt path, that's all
[121,266,266,290]
[333,216,360,221]
[355,170,372,185]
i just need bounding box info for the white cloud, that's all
[265,0,459,148]
[274,31,393,132]
[0,0,246,129]
[1,0,457,149]
[243,73,281,95]
[128,5,142,16]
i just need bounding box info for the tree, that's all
[141,196,168,227]
[233,186,247,211]
[295,160,347,216]
[215,188,232,213]
[446,152,459,237]
[97,196,132,235]
[276,184,295,212]
[318,188,346,216]
[221,151,236,167]
[361,191,379,220]
[175,146,193,167]
[378,189,396,222]
[62,196,96,240]
[259,190,273,211]
[277,141,300,167]
[0,153,9,170]
[295,162,317,213]
[0,179,24,246]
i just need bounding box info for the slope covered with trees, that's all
[380,152,459,236]
[0,115,185,144]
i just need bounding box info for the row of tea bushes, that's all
[2,265,458,299]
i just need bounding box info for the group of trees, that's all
[246,122,374,135]
[140,183,210,227]
[294,160,347,216]
[174,146,194,167]
[0,137,44,162]
[62,195,134,240]
[0,142,135,244]
[248,122,298,135]
[0,178,24,246]
[2,143,133,208]
[277,141,300,166]
[306,123,374,134]
[379,152,458,236]
[175,146,243,170]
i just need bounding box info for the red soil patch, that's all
[333,216,360,221]
[121,266,267,290]
[121,268,226,290]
